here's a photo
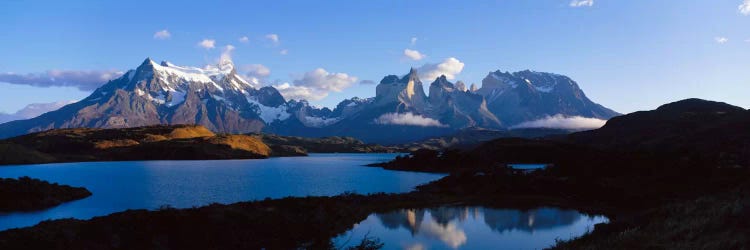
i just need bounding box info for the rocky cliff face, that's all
[0,58,275,138]
[427,75,502,128]
[476,70,619,125]
[374,68,429,113]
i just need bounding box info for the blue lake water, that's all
[335,206,608,250]
[0,153,445,230]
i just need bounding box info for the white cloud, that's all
[198,39,216,49]
[238,36,249,43]
[274,68,358,101]
[416,57,465,81]
[569,0,594,7]
[242,64,271,78]
[0,70,124,91]
[153,29,171,40]
[293,68,357,92]
[374,112,448,127]
[279,49,289,55]
[265,34,280,44]
[403,49,426,61]
[510,114,607,130]
[240,64,271,87]
[715,37,729,44]
[273,83,327,101]
[740,0,750,15]
[410,37,418,46]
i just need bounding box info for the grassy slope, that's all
[0,125,272,165]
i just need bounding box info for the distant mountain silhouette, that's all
[0,59,618,144]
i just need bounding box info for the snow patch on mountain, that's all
[167,90,186,107]
[246,98,290,123]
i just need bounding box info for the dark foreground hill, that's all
[400,127,574,151]
[568,98,750,167]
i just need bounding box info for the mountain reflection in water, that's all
[335,206,607,250]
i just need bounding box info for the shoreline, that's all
[0,190,616,249]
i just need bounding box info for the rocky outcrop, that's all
[427,75,502,128]
[374,68,429,112]
[477,70,619,125]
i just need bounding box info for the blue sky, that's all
[0,0,749,114]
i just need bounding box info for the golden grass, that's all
[167,126,215,139]
[93,139,140,149]
[208,135,271,156]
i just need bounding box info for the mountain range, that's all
[0,58,619,144]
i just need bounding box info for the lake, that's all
[334,206,608,250]
[0,153,445,230]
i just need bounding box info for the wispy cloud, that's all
[238,36,249,43]
[410,37,418,46]
[219,45,235,63]
[265,34,280,44]
[715,36,729,44]
[403,49,426,61]
[510,114,607,130]
[153,29,171,40]
[198,39,216,49]
[279,49,289,55]
[0,70,123,91]
[417,57,465,81]
[374,112,447,127]
[740,0,750,15]
[569,0,594,7]
[242,64,271,78]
